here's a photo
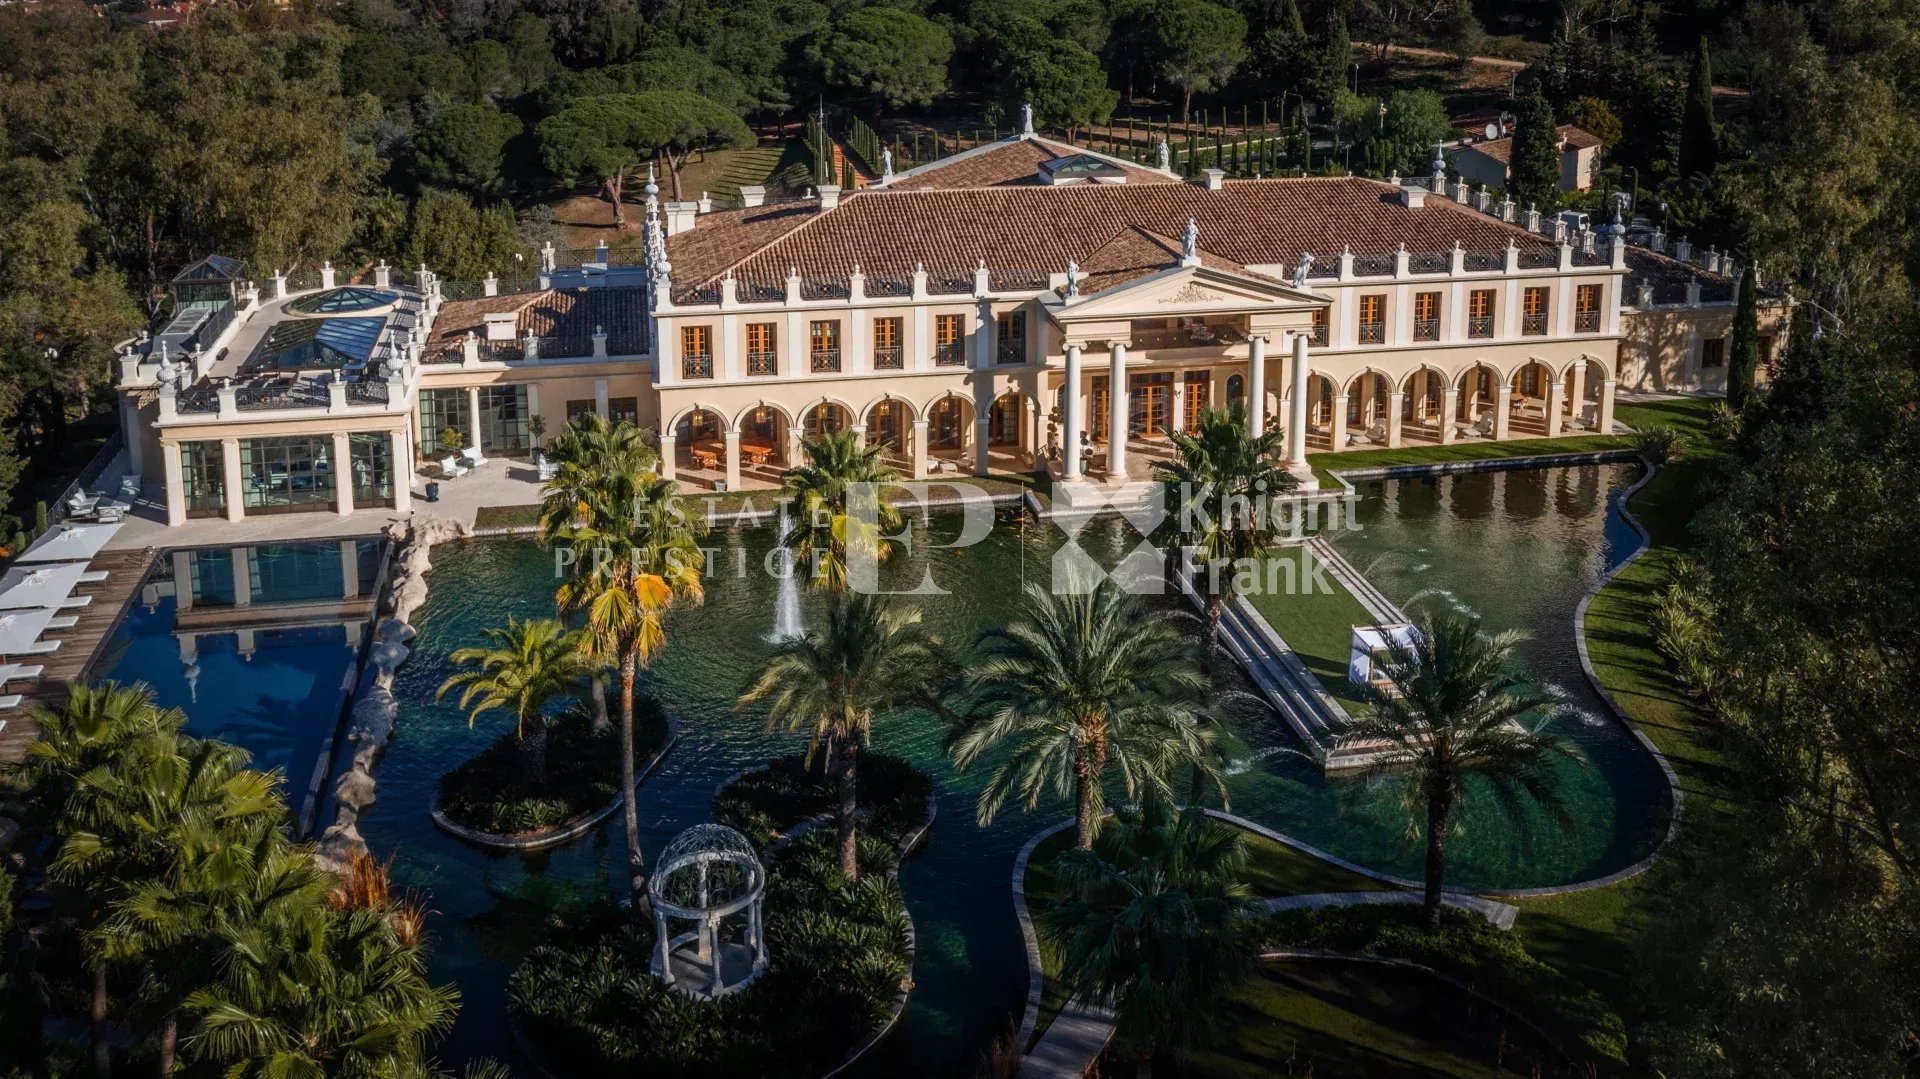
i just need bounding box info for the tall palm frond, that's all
[780,427,903,594]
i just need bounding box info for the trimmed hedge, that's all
[508,828,911,1078]
[437,701,667,835]
[1254,904,1628,1067]
[712,751,933,851]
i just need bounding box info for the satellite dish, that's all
[1483,123,1500,140]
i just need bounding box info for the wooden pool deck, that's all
[0,547,155,763]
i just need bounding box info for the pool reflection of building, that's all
[141,541,378,689]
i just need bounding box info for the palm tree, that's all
[736,593,951,881]
[1348,614,1573,929]
[950,578,1222,850]
[1153,404,1296,638]
[781,427,903,593]
[22,683,186,1077]
[1049,792,1256,1076]
[184,901,458,1078]
[437,616,592,785]
[543,419,705,907]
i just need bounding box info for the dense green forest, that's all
[5,0,1920,1071]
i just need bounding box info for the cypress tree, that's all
[1509,89,1561,210]
[1727,262,1762,410]
[1679,37,1719,180]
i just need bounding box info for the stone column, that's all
[850,423,867,450]
[973,418,991,475]
[1597,378,1617,434]
[1247,335,1268,434]
[1568,363,1588,424]
[465,386,483,454]
[340,539,361,599]
[331,432,355,515]
[911,420,929,480]
[1329,395,1349,452]
[1288,333,1310,465]
[1386,393,1405,448]
[724,430,741,490]
[1062,344,1084,479]
[229,547,251,608]
[1545,378,1566,437]
[1440,389,1460,444]
[1170,374,1187,435]
[594,378,610,419]
[1493,384,1513,441]
[162,442,187,526]
[221,438,244,523]
[655,912,674,987]
[1107,342,1128,478]
[658,433,677,483]
[389,428,412,514]
[121,397,146,478]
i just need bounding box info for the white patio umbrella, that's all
[15,521,122,564]
[0,562,104,611]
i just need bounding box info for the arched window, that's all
[1226,374,1245,403]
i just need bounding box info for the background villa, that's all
[112,126,1785,525]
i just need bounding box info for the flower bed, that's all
[508,828,912,1078]
[435,700,669,838]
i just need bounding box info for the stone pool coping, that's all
[428,716,680,853]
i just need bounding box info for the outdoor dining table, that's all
[740,439,775,466]
[691,440,724,470]
[0,562,105,611]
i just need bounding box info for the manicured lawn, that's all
[1308,431,1632,488]
[1181,959,1560,1078]
[1025,821,1381,1043]
[1243,547,1378,717]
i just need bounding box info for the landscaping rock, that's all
[333,766,377,812]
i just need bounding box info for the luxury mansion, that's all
[114,128,1784,525]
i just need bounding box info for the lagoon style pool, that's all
[90,539,385,826]
[347,461,1668,1076]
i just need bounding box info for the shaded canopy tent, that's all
[1348,623,1421,691]
[15,521,122,565]
[648,823,769,1000]
[0,562,106,610]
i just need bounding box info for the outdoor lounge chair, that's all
[439,455,470,479]
[45,616,78,631]
[54,596,93,610]
[0,696,20,710]
[5,665,44,683]
[12,641,60,656]
[461,446,489,468]
[77,571,108,584]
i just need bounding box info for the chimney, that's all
[818,184,842,212]
[664,201,698,235]
[1674,236,1692,263]
[739,184,767,208]
[1201,168,1225,190]
[1398,185,1427,208]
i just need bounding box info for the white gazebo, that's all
[1348,623,1420,696]
[648,823,769,1000]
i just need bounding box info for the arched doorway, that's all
[988,392,1025,448]
[865,398,909,454]
[1453,364,1502,437]
[1346,372,1392,444]
[803,401,851,441]
[674,408,725,474]
[1510,361,1557,435]
[1304,373,1338,450]
[1398,368,1446,443]
[927,396,970,452]
[735,405,789,469]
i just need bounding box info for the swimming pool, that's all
[359,462,1668,1075]
[90,539,385,826]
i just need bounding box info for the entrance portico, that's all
[1042,258,1323,486]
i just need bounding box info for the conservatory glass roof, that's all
[251,316,385,371]
[289,287,400,315]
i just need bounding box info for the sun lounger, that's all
[0,696,19,710]
[11,641,60,656]
[4,665,44,683]
[461,446,489,468]
[439,455,470,479]
[45,616,78,630]
[54,596,93,610]
[77,571,109,584]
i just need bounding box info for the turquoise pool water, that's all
[357,461,1669,1075]
[91,540,384,816]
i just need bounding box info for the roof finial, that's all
[1021,102,1035,137]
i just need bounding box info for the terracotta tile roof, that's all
[1454,124,1602,169]
[886,136,1178,193]
[667,175,1557,292]
[1624,248,1736,304]
[1067,226,1287,296]
[431,293,544,344]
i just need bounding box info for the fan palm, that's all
[1153,404,1296,639]
[736,593,952,881]
[950,578,1222,849]
[1048,792,1256,1075]
[1347,613,1573,929]
[543,418,705,907]
[20,683,185,1077]
[780,427,903,594]
[437,616,592,785]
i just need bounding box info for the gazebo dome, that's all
[648,823,769,999]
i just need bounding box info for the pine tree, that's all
[1679,37,1719,180]
[1727,262,1762,410]
[1509,89,1561,210]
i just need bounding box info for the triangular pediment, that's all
[1052,263,1326,321]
